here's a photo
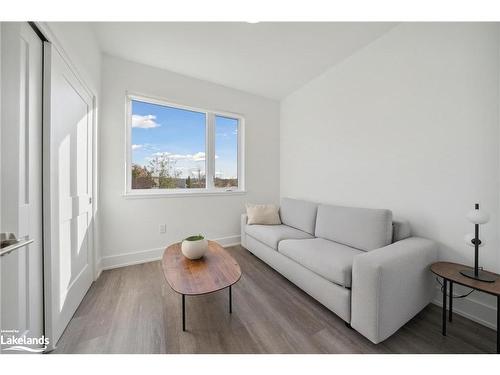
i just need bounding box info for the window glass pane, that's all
[131,99,206,189]
[215,115,238,188]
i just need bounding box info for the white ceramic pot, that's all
[181,238,208,260]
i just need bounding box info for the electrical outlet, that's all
[159,224,166,234]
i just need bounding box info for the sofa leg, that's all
[345,322,353,329]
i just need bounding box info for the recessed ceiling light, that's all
[246,20,260,24]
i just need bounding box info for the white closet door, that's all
[0,22,44,352]
[43,42,94,348]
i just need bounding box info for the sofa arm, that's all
[351,237,438,344]
[240,214,248,248]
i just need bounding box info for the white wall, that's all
[43,22,101,95]
[99,55,280,269]
[281,23,500,328]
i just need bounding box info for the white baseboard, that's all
[100,235,241,271]
[94,259,103,281]
[213,235,241,248]
[432,285,497,330]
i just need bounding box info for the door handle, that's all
[0,238,34,257]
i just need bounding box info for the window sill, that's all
[122,189,247,199]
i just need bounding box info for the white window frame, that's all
[124,93,245,198]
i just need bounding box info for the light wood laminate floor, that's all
[53,245,497,354]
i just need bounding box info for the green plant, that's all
[184,234,204,241]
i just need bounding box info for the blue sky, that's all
[131,100,238,179]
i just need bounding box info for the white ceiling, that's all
[92,22,397,100]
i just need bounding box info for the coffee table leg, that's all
[229,285,232,314]
[442,278,447,336]
[497,296,499,354]
[449,281,453,322]
[182,294,186,331]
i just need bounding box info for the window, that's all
[215,115,239,189]
[126,95,244,196]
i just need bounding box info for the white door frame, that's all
[35,22,99,350]
[0,22,3,334]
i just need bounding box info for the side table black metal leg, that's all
[449,281,453,323]
[229,285,232,314]
[182,294,186,331]
[497,296,499,354]
[442,278,447,336]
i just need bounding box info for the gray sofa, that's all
[240,198,438,344]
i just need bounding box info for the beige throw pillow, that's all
[246,203,282,225]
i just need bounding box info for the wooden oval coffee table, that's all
[162,240,241,331]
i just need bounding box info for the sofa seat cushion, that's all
[278,238,363,287]
[245,224,313,250]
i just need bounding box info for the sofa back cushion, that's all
[392,220,411,243]
[315,204,393,251]
[280,198,318,235]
